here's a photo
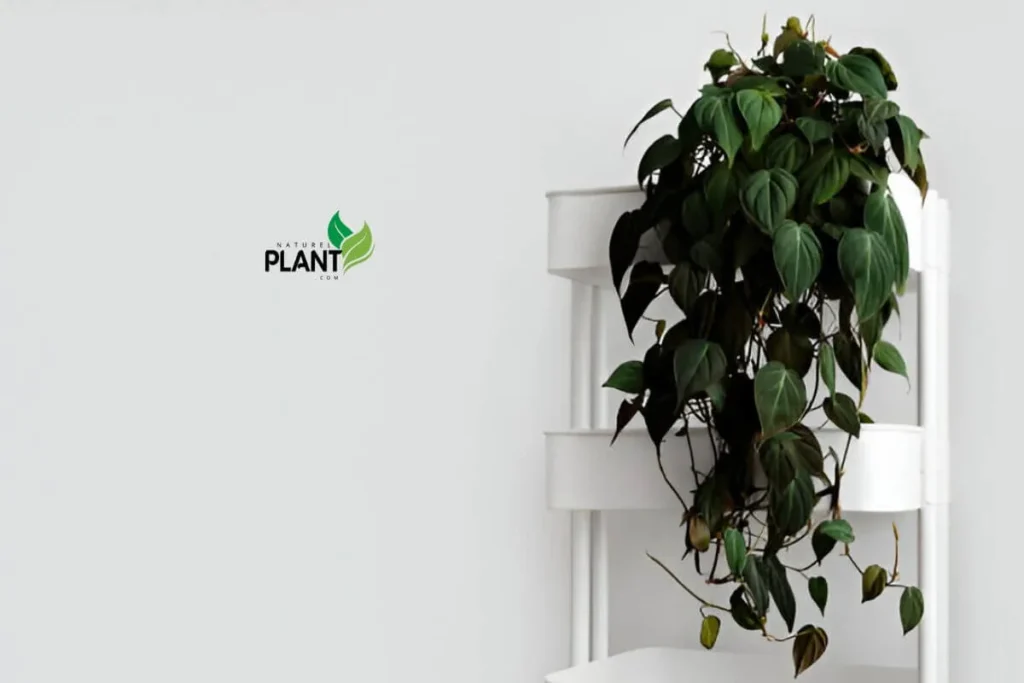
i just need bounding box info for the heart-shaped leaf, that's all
[809,577,828,616]
[700,615,721,650]
[819,342,836,398]
[694,94,743,165]
[735,89,783,151]
[862,564,887,603]
[772,220,822,302]
[823,393,861,437]
[890,114,922,173]
[724,528,747,577]
[792,625,829,677]
[730,587,762,631]
[838,229,896,320]
[771,470,815,535]
[764,134,809,173]
[764,556,797,633]
[637,135,683,187]
[801,146,850,205]
[603,360,644,394]
[899,586,924,635]
[795,116,832,146]
[743,556,770,616]
[674,340,728,408]
[766,328,813,377]
[815,519,855,543]
[668,262,704,314]
[825,54,887,99]
[740,168,799,236]
[874,340,909,382]
[864,190,911,293]
[754,361,807,436]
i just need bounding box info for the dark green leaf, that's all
[838,229,896,320]
[603,360,644,393]
[624,99,674,149]
[825,54,887,99]
[669,262,704,314]
[705,163,738,227]
[764,134,809,174]
[642,392,677,444]
[864,98,900,123]
[620,261,666,340]
[724,528,747,577]
[823,393,860,437]
[856,112,889,155]
[754,361,807,436]
[809,577,828,616]
[681,191,711,238]
[849,47,898,90]
[796,117,832,146]
[819,342,836,398]
[700,615,721,649]
[801,147,850,205]
[772,220,822,302]
[833,329,863,389]
[781,40,825,78]
[816,519,855,543]
[731,75,787,96]
[637,135,683,187]
[864,190,911,293]
[766,328,813,377]
[690,238,722,275]
[612,398,641,444]
[781,302,821,338]
[730,587,762,631]
[735,89,783,151]
[760,432,800,489]
[848,154,889,188]
[694,94,743,165]
[874,340,909,381]
[674,340,728,407]
[890,115,922,173]
[862,564,887,603]
[899,587,924,635]
[706,381,726,411]
[771,470,815,536]
[792,625,829,677]
[609,210,644,295]
[811,530,836,564]
[740,168,799,236]
[764,556,796,633]
[743,556,770,616]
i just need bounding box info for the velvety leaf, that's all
[620,261,666,340]
[668,262,704,314]
[694,94,743,165]
[705,163,738,227]
[864,190,911,293]
[766,328,813,377]
[735,89,783,151]
[823,393,860,438]
[796,117,832,146]
[681,191,711,239]
[637,135,683,187]
[772,220,822,302]
[781,40,825,78]
[848,154,889,188]
[674,340,728,407]
[833,329,863,389]
[815,519,855,543]
[724,528,747,577]
[899,586,924,635]
[838,229,896,320]
[743,556,770,616]
[856,112,888,155]
[700,615,721,650]
[731,75,787,96]
[764,134,809,174]
[603,360,644,394]
[809,577,828,616]
[688,515,711,552]
[754,361,807,436]
[849,47,898,90]
[612,398,641,444]
[771,470,815,536]
[864,98,900,123]
[740,168,799,236]
[764,556,796,633]
[609,210,644,295]
[730,587,762,631]
[819,342,836,398]
[624,99,674,149]
[705,48,738,82]
[874,340,909,381]
[801,146,850,205]
[760,432,801,489]
[862,564,887,603]
[825,54,887,99]
[781,302,821,337]
[811,530,836,564]
[890,115,922,173]
[790,424,826,478]
[642,391,677,444]
[793,625,829,677]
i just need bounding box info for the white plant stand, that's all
[543,176,950,683]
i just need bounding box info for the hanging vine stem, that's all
[656,443,689,514]
[647,553,729,612]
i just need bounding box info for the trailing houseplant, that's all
[603,15,927,677]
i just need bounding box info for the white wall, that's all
[0,1,1014,682]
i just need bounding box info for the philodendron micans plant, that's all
[603,15,926,677]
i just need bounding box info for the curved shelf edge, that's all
[544,647,916,683]
[545,424,923,513]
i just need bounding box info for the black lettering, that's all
[292,250,310,272]
[265,250,281,271]
[310,250,328,271]
[329,250,342,271]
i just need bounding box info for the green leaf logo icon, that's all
[327,211,375,273]
[340,222,374,273]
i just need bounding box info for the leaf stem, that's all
[656,443,690,514]
[647,552,729,611]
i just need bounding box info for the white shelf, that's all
[545,647,916,683]
[546,424,923,513]
[546,175,928,289]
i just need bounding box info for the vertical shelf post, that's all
[569,282,594,667]
[590,291,610,661]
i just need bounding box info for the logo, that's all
[265,212,375,280]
